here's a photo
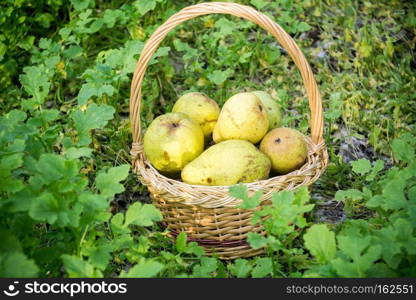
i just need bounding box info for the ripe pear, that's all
[260,127,308,174]
[252,91,282,130]
[172,92,220,138]
[143,112,204,173]
[213,92,269,144]
[181,139,271,186]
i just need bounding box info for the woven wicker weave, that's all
[129,2,328,259]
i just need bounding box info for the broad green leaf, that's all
[133,0,157,16]
[251,257,273,278]
[64,147,93,159]
[29,193,59,224]
[215,18,236,35]
[247,232,268,249]
[0,230,22,253]
[250,0,268,9]
[271,190,294,207]
[124,202,162,227]
[105,40,144,75]
[335,189,363,202]
[176,232,187,253]
[366,159,385,181]
[332,235,381,277]
[351,159,372,175]
[70,0,94,11]
[120,260,164,278]
[96,164,130,198]
[392,138,415,163]
[207,69,233,85]
[304,224,336,264]
[86,245,114,271]
[228,259,252,278]
[230,184,263,209]
[192,257,218,278]
[184,242,205,257]
[72,103,115,146]
[62,255,103,278]
[20,65,52,108]
[77,83,115,106]
[297,21,312,32]
[0,252,39,277]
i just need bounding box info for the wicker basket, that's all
[129,2,328,260]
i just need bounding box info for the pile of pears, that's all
[143,91,308,186]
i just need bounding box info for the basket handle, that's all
[129,2,324,145]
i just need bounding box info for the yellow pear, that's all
[259,127,308,174]
[252,91,282,130]
[181,139,271,186]
[172,92,220,138]
[143,112,204,173]
[213,92,269,144]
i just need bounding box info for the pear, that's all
[252,91,282,130]
[172,92,220,139]
[213,92,269,144]
[143,112,204,173]
[259,127,308,174]
[181,139,271,186]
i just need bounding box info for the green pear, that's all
[252,91,282,130]
[172,92,220,139]
[181,139,271,186]
[143,112,204,173]
[213,92,269,144]
[259,127,308,174]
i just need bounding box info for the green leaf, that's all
[366,160,384,181]
[85,245,113,271]
[77,83,115,106]
[228,259,252,278]
[304,224,336,264]
[351,159,372,175]
[133,0,157,16]
[251,257,273,278]
[0,252,39,277]
[207,69,233,85]
[20,65,52,108]
[335,189,363,202]
[176,232,187,253]
[96,164,130,198]
[105,40,144,76]
[120,260,164,278]
[184,242,205,257]
[297,21,312,32]
[70,0,94,11]
[29,193,59,224]
[250,0,268,9]
[64,147,93,159]
[35,154,66,183]
[192,257,218,278]
[124,202,162,227]
[230,184,263,209]
[215,18,236,35]
[392,138,415,163]
[247,232,268,249]
[72,103,115,146]
[368,179,408,210]
[331,235,381,277]
[62,255,103,278]
[408,185,416,202]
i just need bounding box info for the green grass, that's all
[0,0,415,278]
